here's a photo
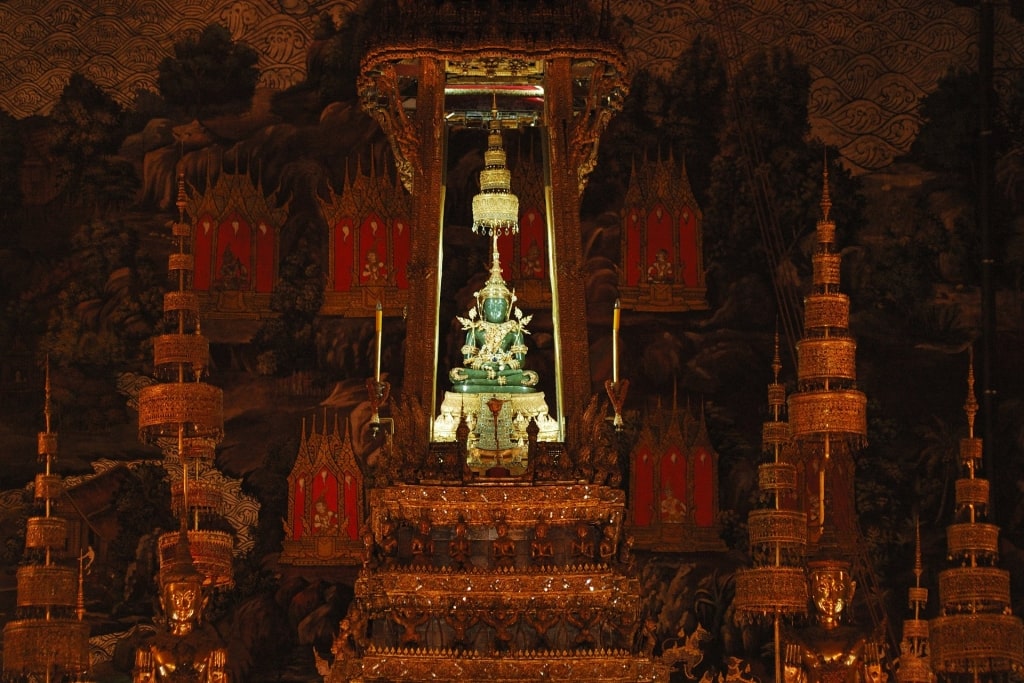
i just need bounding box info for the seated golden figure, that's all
[448,517,472,570]
[529,518,554,567]
[449,253,539,393]
[134,532,229,683]
[492,520,517,569]
[410,518,434,567]
[785,556,882,683]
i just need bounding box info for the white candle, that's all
[375,302,383,382]
[612,299,620,383]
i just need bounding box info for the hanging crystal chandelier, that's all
[471,114,519,236]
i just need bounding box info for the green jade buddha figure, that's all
[450,244,539,393]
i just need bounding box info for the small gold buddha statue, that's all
[785,555,879,683]
[134,532,229,683]
[449,253,539,393]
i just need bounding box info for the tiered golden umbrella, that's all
[137,174,232,589]
[734,333,808,683]
[787,166,867,539]
[895,521,933,683]
[929,355,1024,679]
[3,365,92,682]
[471,107,519,238]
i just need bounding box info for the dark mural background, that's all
[1,1,1024,681]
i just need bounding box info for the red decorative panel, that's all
[693,447,714,527]
[343,471,359,541]
[216,212,252,289]
[255,220,274,293]
[293,476,306,540]
[359,214,387,284]
[633,448,655,527]
[624,209,642,286]
[194,214,215,291]
[659,447,687,523]
[519,207,546,279]
[679,204,699,287]
[392,218,410,289]
[334,218,354,291]
[311,468,339,535]
[645,204,674,284]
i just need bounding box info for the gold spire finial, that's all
[44,356,52,435]
[913,514,922,584]
[771,324,782,383]
[819,156,832,222]
[965,346,978,439]
[176,173,187,222]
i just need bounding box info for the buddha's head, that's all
[480,295,509,323]
[475,252,516,323]
[807,558,855,629]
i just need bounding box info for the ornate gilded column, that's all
[408,58,446,419]
[543,56,592,433]
[361,55,447,429]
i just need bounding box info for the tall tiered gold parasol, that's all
[929,353,1024,679]
[3,365,92,681]
[734,332,808,683]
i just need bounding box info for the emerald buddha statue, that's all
[449,249,539,393]
[432,117,557,453]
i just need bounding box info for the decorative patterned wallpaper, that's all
[617,0,1024,172]
[1,0,1021,172]
[0,0,358,116]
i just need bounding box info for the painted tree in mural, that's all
[911,68,1024,294]
[157,23,260,121]
[703,46,863,296]
[588,32,727,215]
[309,6,383,107]
[49,73,134,207]
[40,218,164,428]
[110,463,177,611]
[254,250,325,375]
[663,32,728,204]
[0,110,24,225]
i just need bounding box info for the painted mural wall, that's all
[3,0,1023,171]
[0,1,1023,681]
